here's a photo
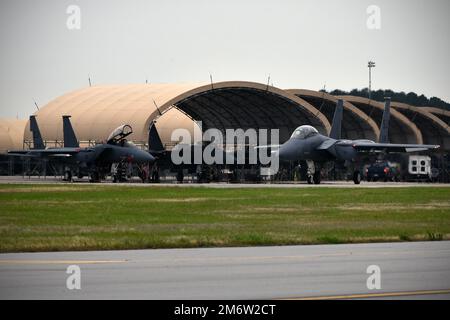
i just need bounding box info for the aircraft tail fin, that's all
[379,97,391,143]
[29,115,45,149]
[148,121,164,154]
[329,99,343,139]
[62,115,79,148]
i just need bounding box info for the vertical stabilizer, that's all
[379,97,391,143]
[29,115,45,149]
[329,99,343,139]
[62,115,79,148]
[148,121,164,153]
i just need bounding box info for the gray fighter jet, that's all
[8,115,155,182]
[275,98,440,184]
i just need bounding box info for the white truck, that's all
[407,155,432,181]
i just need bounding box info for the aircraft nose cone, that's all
[277,146,290,161]
[278,140,301,161]
[135,150,155,163]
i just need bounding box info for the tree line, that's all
[324,88,450,111]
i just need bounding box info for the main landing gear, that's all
[112,160,128,183]
[353,170,362,184]
[306,160,321,184]
[304,161,361,185]
[89,171,100,183]
[63,166,73,182]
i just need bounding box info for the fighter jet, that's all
[8,115,155,182]
[275,98,440,184]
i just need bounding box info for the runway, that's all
[1,176,449,188]
[1,241,450,299]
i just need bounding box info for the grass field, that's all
[0,184,449,252]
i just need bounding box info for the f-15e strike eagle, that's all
[8,115,155,182]
[275,98,439,184]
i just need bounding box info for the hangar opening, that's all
[287,90,379,141]
[171,86,329,144]
[391,104,450,150]
[339,96,420,144]
[423,108,450,127]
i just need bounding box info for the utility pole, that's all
[368,61,376,99]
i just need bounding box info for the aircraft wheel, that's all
[313,171,321,184]
[64,170,72,182]
[307,175,314,184]
[353,171,361,184]
[176,170,184,183]
[89,172,100,183]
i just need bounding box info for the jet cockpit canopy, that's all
[290,125,319,139]
[107,124,133,144]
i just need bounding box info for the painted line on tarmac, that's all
[279,289,450,300]
[126,247,450,264]
[0,260,127,265]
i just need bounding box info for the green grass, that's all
[0,184,449,252]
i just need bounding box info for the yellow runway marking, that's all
[0,260,127,265]
[281,289,450,300]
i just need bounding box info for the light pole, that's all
[368,61,376,99]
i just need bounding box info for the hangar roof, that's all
[0,119,27,153]
[418,107,450,126]
[338,96,423,144]
[25,82,331,145]
[287,89,380,141]
[389,102,450,149]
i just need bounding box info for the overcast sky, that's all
[0,0,449,119]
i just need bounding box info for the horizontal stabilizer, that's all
[254,145,281,150]
[353,142,439,153]
[7,152,39,158]
[7,147,82,158]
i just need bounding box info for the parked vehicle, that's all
[366,160,401,182]
[406,155,432,181]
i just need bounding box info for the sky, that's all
[0,0,449,119]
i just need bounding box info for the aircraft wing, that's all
[352,142,440,153]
